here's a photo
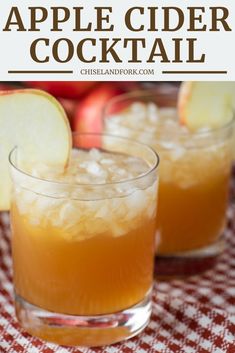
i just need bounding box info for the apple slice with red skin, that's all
[0,89,71,210]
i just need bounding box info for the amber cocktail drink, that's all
[10,133,159,346]
[104,88,234,274]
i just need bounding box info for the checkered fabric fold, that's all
[0,210,235,353]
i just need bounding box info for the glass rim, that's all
[103,89,235,138]
[9,132,160,189]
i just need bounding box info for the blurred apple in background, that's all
[73,82,140,135]
[24,81,97,99]
[57,98,78,126]
[0,83,21,91]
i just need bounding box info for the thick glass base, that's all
[15,292,152,347]
[155,237,224,277]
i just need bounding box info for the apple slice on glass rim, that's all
[178,81,235,130]
[0,89,72,211]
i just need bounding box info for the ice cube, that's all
[100,158,114,165]
[126,189,148,214]
[85,161,107,178]
[110,198,127,218]
[147,102,159,123]
[131,102,146,114]
[95,204,109,219]
[159,108,177,120]
[111,223,126,237]
[115,184,135,196]
[108,115,122,124]
[35,195,60,214]
[130,102,147,121]
[160,141,177,150]
[89,148,101,161]
[170,147,186,161]
[115,168,127,177]
[59,202,80,224]
[75,173,93,184]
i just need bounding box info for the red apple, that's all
[24,81,97,99]
[0,83,21,91]
[73,82,140,133]
[115,81,140,92]
[58,97,78,127]
[73,83,118,147]
[73,82,140,148]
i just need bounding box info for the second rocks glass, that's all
[104,86,234,275]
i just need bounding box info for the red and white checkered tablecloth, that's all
[0,209,235,353]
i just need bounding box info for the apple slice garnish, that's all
[178,82,235,130]
[0,89,72,211]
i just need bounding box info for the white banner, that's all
[0,0,234,81]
